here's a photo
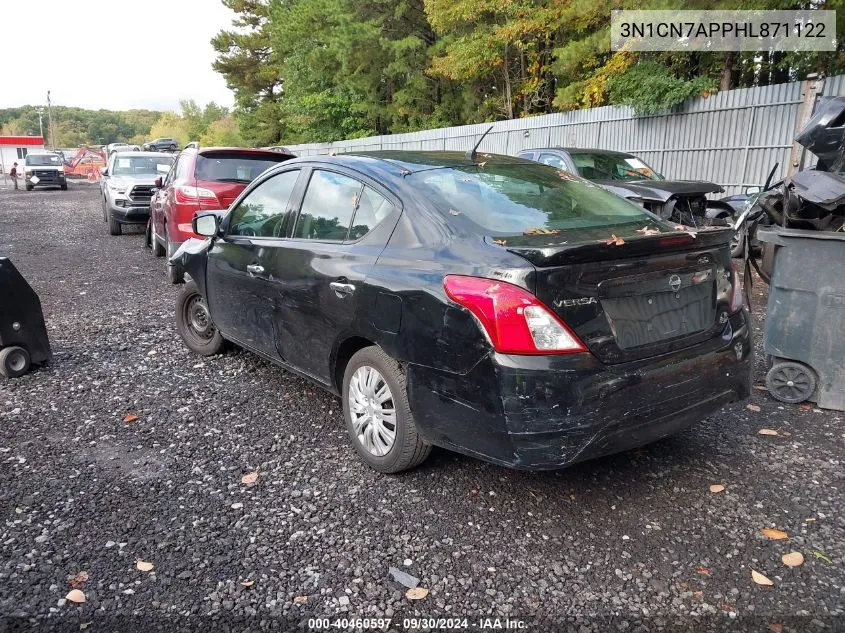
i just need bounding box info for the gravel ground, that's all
[0,182,843,632]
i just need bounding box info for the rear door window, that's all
[228,170,301,238]
[293,170,362,241]
[348,186,393,240]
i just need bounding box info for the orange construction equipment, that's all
[64,147,106,178]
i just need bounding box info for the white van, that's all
[23,152,67,191]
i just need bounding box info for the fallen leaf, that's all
[524,227,561,236]
[605,234,625,246]
[758,428,779,436]
[635,226,660,236]
[780,431,791,437]
[477,161,487,169]
[241,472,259,485]
[753,384,768,391]
[781,551,804,568]
[746,404,761,412]
[136,560,154,572]
[804,517,816,522]
[492,239,507,246]
[692,590,704,599]
[751,570,774,586]
[293,595,308,604]
[812,550,832,564]
[241,579,255,587]
[68,571,89,587]
[709,484,725,493]
[799,403,813,410]
[769,624,784,633]
[405,587,429,600]
[123,414,139,423]
[761,528,788,540]
[569,494,576,501]
[696,566,711,576]
[66,589,86,603]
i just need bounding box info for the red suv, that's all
[149,147,294,282]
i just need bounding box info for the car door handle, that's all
[330,282,356,297]
[246,264,265,275]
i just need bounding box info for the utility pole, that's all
[36,108,44,141]
[46,90,56,149]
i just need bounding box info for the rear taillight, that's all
[729,260,744,312]
[174,185,219,205]
[443,275,587,355]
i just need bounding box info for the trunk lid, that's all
[506,229,736,364]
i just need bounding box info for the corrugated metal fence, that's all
[286,75,845,196]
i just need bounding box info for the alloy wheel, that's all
[348,365,397,457]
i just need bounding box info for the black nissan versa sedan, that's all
[171,151,752,473]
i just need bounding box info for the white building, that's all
[0,136,45,175]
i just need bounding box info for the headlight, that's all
[107,182,127,194]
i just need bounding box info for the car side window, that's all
[228,170,301,238]
[293,170,362,241]
[175,155,193,181]
[163,156,180,186]
[349,186,393,240]
[538,153,568,171]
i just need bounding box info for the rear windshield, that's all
[25,154,63,166]
[195,153,288,184]
[409,163,673,241]
[571,153,662,182]
[112,155,174,175]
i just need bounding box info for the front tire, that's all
[175,281,224,356]
[0,346,31,378]
[60,183,67,191]
[342,346,431,473]
[108,214,122,235]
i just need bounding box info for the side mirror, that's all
[193,212,220,237]
[101,168,109,177]
[154,177,163,188]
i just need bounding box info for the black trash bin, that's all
[0,257,52,377]
[757,227,845,411]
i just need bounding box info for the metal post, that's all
[737,105,757,193]
[787,74,825,177]
[36,108,44,141]
[46,91,56,149]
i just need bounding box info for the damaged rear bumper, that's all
[407,311,752,470]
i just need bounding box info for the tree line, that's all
[0,101,242,149]
[211,0,845,146]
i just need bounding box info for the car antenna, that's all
[466,125,494,162]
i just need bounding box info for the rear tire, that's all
[176,281,224,356]
[60,183,67,191]
[108,214,122,236]
[0,346,31,378]
[342,346,431,473]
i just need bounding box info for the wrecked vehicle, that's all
[518,148,737,236]
[736,96,845,282]
[171,151,752,473]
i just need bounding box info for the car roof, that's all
[187,146,297,159]
[522,147,634,156]
[340,150,528,174]
[112,151,170,158]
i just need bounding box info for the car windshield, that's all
[570,153,662,182]
[409,163,672,242]
[195,153,288,183]
[111,155,174,175]
[25,154,63,166]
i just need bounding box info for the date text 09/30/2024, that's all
[307,617,528,630]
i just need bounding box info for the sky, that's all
[0,0,237,112]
